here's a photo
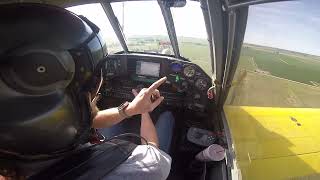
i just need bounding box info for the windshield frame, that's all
[101,2,129,52]
[158,1,181,58]
[103,1,185,59]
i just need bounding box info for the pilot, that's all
[0,3,174,180]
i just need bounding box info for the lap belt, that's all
[28,139,137,180]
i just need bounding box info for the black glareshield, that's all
[0,3,104,158]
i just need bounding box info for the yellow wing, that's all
[224,106,320,180]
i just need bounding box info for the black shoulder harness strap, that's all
[28,139,137,180]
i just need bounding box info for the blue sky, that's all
[68,0,320,56]
[245,0,320,56]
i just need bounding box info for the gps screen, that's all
[136,61,160,77]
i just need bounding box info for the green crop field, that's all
[226,44,320,108]
[226,70,320,107]
[240,45,320,85]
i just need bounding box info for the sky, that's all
[67,0,320,56]
[245,0,320,56]
[112,1,207,38]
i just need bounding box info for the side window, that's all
[225,1,320,108]
[67,3,123,54]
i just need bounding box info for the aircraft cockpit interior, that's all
[3,0,317,179]
[67,0,226,179]
[101,54,212,112]
[0,0,226,179]
[97,43,221,180]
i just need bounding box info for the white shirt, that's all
[103,145,172,180]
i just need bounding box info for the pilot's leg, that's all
[155,111,175,153]
[99,116,140,138]
[99,121,125,138]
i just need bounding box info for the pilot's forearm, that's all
[140,113,159,147]
[92,105,136,128]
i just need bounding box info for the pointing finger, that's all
[147,77,167,94]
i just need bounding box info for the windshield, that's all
[111,1,211,75]
[68,1,212,75]
[67,3,123,54]
[112,1,173,55]
[171,1,211,76]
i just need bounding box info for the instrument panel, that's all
[100,53,212,112]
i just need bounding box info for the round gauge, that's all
[183,65,196,78]
[195,79,208,91]
[170,62,183,73]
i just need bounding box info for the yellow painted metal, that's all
[224,106,320,180]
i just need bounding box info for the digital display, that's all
[170,63,183,72]
[136,61,160,77]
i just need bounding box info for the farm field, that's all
[225,70,320,107]
[240,45,320,85]
[226,44,320,107]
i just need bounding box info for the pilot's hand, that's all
[127,77,167,115]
